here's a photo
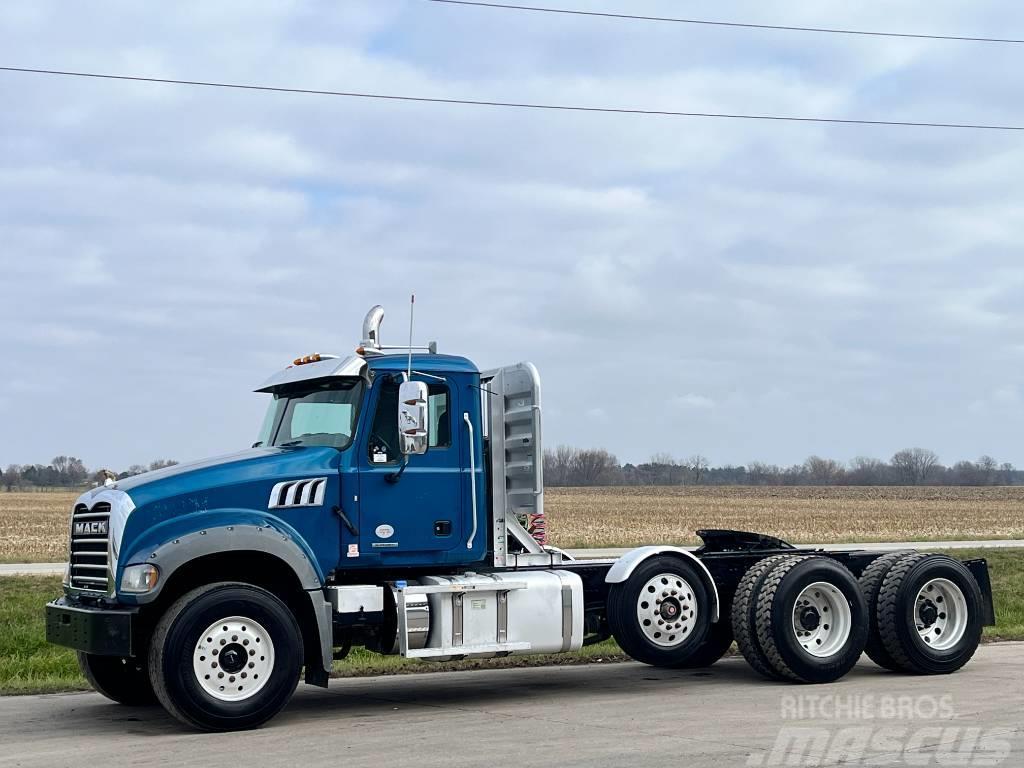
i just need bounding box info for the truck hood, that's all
[114,446,339,509]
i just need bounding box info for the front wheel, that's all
[77,652,156,705]
[607,556,712,667]
[148,582,304,731]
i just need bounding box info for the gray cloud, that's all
[1,0,1021,469]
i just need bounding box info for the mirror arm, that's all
[386,456,409,485]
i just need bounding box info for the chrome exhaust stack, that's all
[361,305,385,352]
[359,303,437,356]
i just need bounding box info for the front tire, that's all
[607,556,711,667]
[77,652,156,705]
[149,582,303,731]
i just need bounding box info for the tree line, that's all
[3,448,1019,491]
[543,446,1021,487]
[1,458,179,491]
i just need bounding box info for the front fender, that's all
[606,546,720,623]
[119,508,324,604]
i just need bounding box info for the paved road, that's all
[2,539,1021,576]
[1,643,1020,768]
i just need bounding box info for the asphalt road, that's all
[1,643,1020,768]
[2,539,1022,576]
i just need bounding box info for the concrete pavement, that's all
[0,643,1020,768]
[2,538,1021,577]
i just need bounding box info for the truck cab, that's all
[254,351,489,571]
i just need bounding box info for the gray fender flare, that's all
[605,546,720,623]
[130,524,333,675]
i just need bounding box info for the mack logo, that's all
[73,520,108,537]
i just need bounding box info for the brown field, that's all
[1,486,1023,562]
[545,485,1024,548]
[0,492,79,563]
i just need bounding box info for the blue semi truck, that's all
[47,305,996,731]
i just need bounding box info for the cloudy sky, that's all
[1,0,1022,471]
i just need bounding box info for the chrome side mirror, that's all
[398,380,429,455]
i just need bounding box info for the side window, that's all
[428,385,451,448]
[367,380,400,465]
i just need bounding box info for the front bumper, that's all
[46,597,137,656]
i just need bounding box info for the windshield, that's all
[257,379,364,449]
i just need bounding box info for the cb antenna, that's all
[407,293,415,380]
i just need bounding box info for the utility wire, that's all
[427,0,1024,45]
[1,66,1022,132]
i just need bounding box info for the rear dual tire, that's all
[862,553,983,675]
[734,555,868,683]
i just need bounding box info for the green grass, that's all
[0,577,82,694]
[950,548,1024,642]
[2,549,1021,695]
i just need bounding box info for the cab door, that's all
[354,374,464,565]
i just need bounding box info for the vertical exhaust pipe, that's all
[361,305,385,350]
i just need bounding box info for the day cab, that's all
[47,305,996,732]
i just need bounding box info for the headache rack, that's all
[481,362,551,567]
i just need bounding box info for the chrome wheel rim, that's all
[792,581,852,658]
[636,573,698,647]
[915,578,968,651]
[193,616,274,702]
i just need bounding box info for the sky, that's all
[1,0,1022,471]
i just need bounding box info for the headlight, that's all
[62,562,70,587]
[120,564,160,593]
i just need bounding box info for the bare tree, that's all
[119,464,149,480]
[952,460,982,486]
[747,462,781,485]
[648,453,682,485]
[571,448,620,486]
[148,459,179,471]
[848,456,885,485]
[1000,462,1016,485]
[685,454,709,485]
[891,448,940,485]
[977,455,999,485]
[543,446,577,487]
[49,456,88,486]
[804,456,845,485]
[2,465,21,492]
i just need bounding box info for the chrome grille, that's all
[69,502,111,592]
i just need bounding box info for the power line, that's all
[1,65,1021,132]
[426,0,1024,45]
